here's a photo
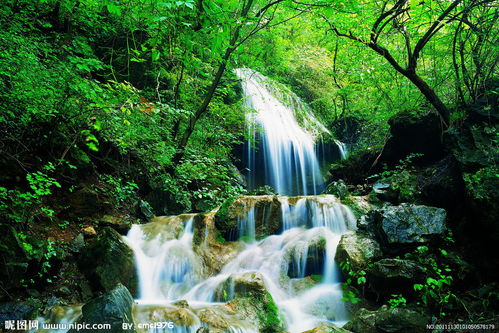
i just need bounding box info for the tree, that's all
[170,0,311,165]
[322,0,496,127]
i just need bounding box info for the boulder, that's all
[69,233,85,253]
[215,271,267,301]
[367,259,425,299]
[215,196,282,240]
[287,236,326,278]
[344,306,429,333]
[138,200,154,220]
[82,226,97,237]
[329,147,382,185]
[78,227,137,296]
[227,292,282,333]
[193,213,243,275]
[223,272,283,332]
[383,109,444,166]
[335,232,382,271]
[99,215,133,234]
[359,204,446,250]
[68,284,135,333]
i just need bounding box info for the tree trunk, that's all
[403,70,450,127]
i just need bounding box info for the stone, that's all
[359,204,447,250]
[99,215,133,234]
[68,284,135,333]
[223,272,283,332]
[335,232,382,271]
[344,306,429,333]
[215,195,282,240]
[287,235,326,278]
[81,226,96,236]
[290,277,317,294]
[193,213,243,275]
[78,227,137,296]
[367,259,425,298]
[329,147,382,185]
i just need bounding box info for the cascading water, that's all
[124,196,355,332]
[120,69,356,332]
[36,68,356,333]
[236,69,326,195]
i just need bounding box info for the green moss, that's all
[310,274,323,283]
[214,196,238,239]
[260,292,282,332]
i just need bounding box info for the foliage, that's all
[339,258,367,304]
[370,153,423,201]
[405,244,455,317]
[388,294,407,309]
[463,165,499,200]
[100,175,138,209]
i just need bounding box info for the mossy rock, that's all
[344,306,429,333]
[68,284,135,333]
[78,227,137,296]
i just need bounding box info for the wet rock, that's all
[161,307,197,327]
[287,235,326,278]
[335,232,382,271]
[215,271,267,302]
[227,293,282,333]
[323,180,349,199]
[69,284,135,333]
[197,307,233,329]
[359,204,446,250]
[419,155,465,210]
[367,259,425,299]
[302,324,351,333]
[78,227,137,296]
[215,195,283,240]
[220,272,283,332]
[290,277,317,294]
[0,302,37,328]
[193,213,243,275]
[344,306,429,333]
[134,303,198,328]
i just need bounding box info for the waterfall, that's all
[36,69,355,333]
[123,196,355,332]
[236,68,326,195]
